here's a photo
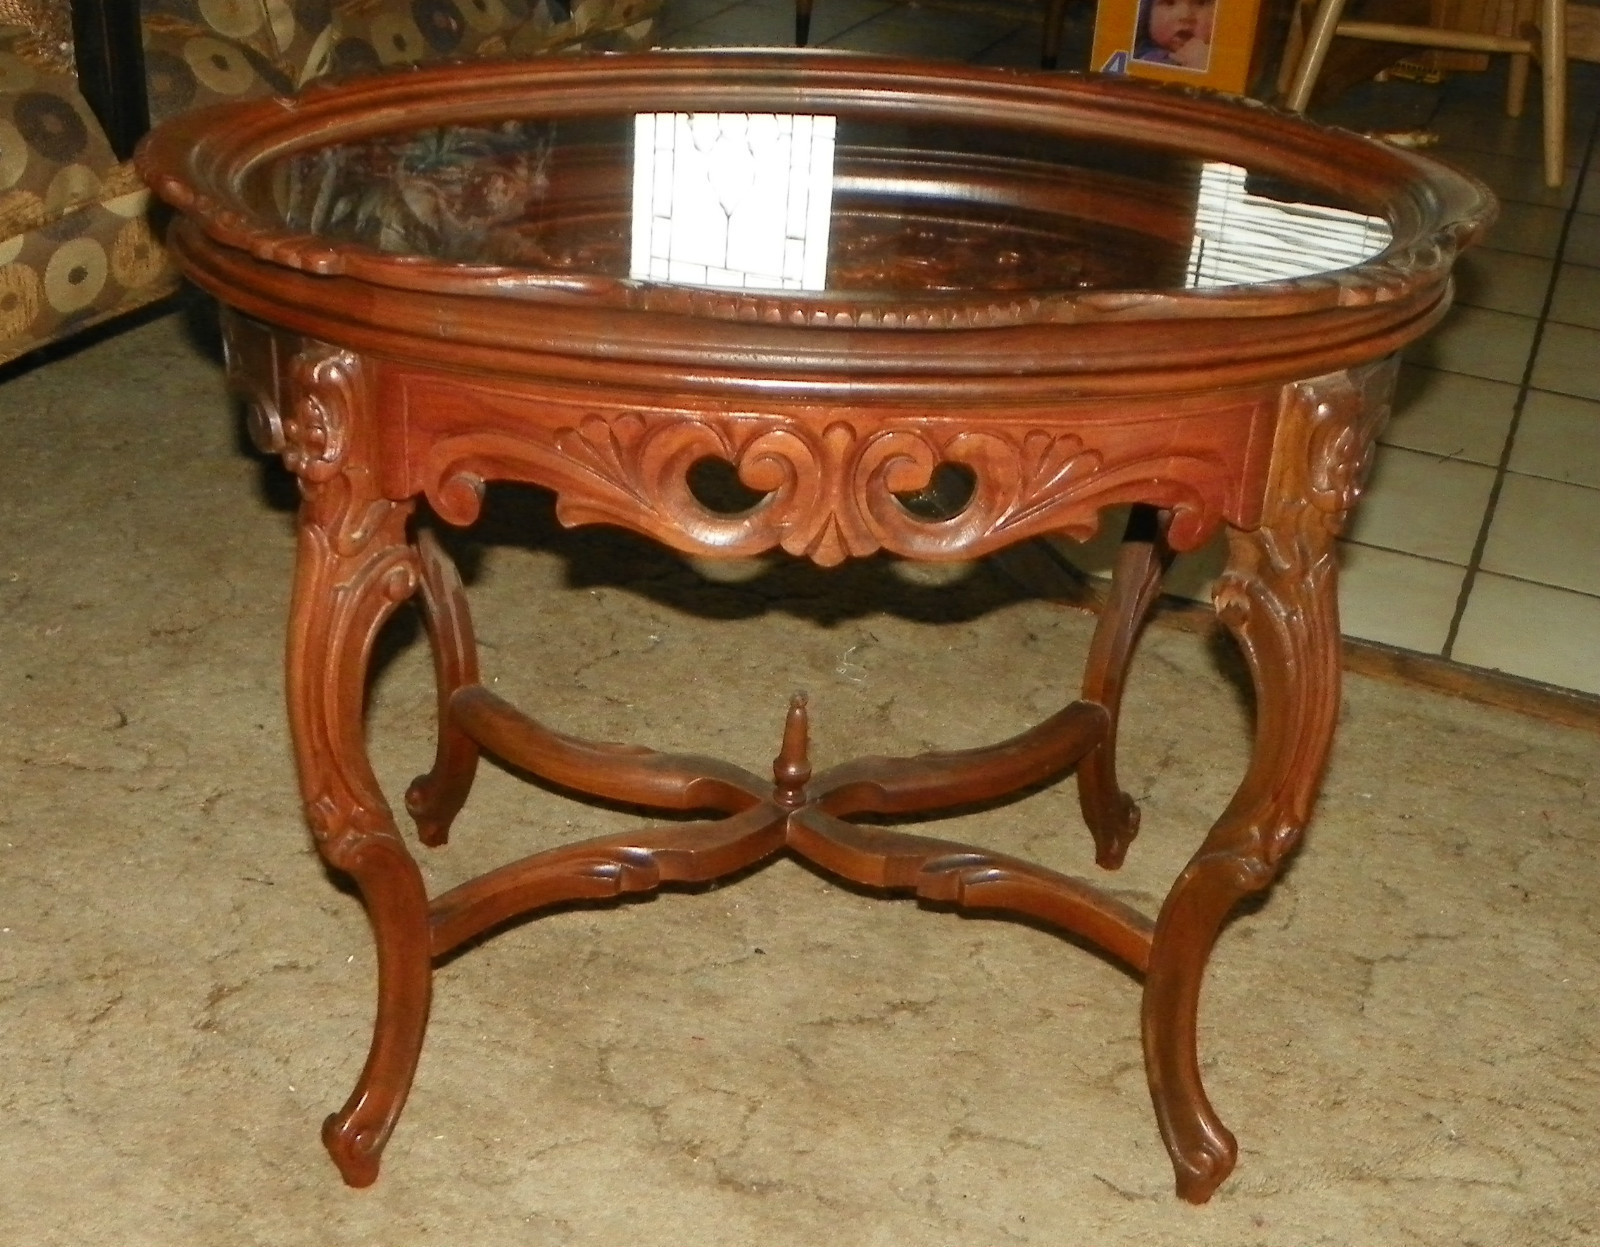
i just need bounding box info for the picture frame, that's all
[1090,0,1262,94]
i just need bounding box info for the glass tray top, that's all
[258,109,1394,298]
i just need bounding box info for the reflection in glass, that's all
[629,112,837,292]
[1184,161,1391,288]
[263,116,1394,299]
[274,122,553,262]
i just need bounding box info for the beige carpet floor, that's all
[2,307,1597,1244]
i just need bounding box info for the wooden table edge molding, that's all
[136,51,1496,1204]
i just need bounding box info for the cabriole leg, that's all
[267,343,431,1187]
[1077,504,1173,868]
[405,527,481,847]
[1141,362,1395,1201]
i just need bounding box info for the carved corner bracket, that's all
[1209,356,1398,874]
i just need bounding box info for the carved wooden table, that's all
[139,52,1492,1202]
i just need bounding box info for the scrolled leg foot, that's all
[1077,504,1171,869]
[1143,845,1255,1203]
[312,809,433,1188]
[324,1112,384,1188]
[404,527,481,847]
[1089,792,1141,871]
[1171,1126,1237,1205]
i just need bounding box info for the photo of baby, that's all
[1133,0,1215,70]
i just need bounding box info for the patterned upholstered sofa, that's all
[0,0,661,369]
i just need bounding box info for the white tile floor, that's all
[657,0,1600,697]
[1271,63,1600,698]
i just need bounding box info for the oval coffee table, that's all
[139,52,1493,1202]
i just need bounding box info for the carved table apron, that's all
[138,52,1494,1202]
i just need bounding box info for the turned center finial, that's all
[772,692,812,809]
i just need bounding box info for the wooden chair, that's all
[1282,0,1568,186]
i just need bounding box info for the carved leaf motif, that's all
[801,514,854,568]
[1006,430,1105,528]
[553,412,766,542]
[1204,360,1397,882]
[553,414,653,506]
[303,786,402,872]
[531,413,1227,565]
[1308,371,1391,528]
[279,346,406,559]
[284,351,355,484]
[417,380,1239,568]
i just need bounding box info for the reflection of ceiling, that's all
[1185,161,1392,288]
[628,124,1394,296]
[630,112,837,292]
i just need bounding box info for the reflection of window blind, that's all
[1185,162,1391,289]
[630,112,837,291]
